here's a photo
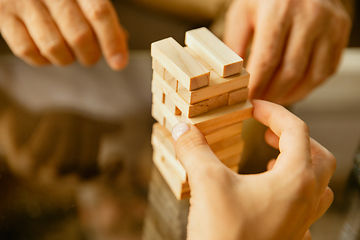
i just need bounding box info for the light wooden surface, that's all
[182,47,249,105]
[151,37,210,91]
[185,27,243,77]
[204,122,243,145]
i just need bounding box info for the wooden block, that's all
[222,154,242,167]
[228,87,249,105]
[142,166,189,240]
[164,68,178,91]
[143,215,166,240]
[184,46,212,70]
[154,58,178,91]
[152,133,187,182]
[209,134,242,153]
[152,150,189,200]
[177,68,250,105]
[149,180,188,221]
[153,72,209,118]
[151,37,210,90]
[214,141,244,161]
[153,94,252,136]
[151,103,165,125]
[152,123,175,155]
[204,122,243,145]
[164,95,182,115]
[188,100,209,118]
[183,100,253,133]
[152,58,165,79]
[149,167,190,222]
[208,93,229,110]
[185,27,243,77]
[151,80,165,103]
[145,206,176,240]
[152,96,181,132]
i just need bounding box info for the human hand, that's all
[172,100,336,240]
[224,0,351,105]
[0,0,128,70]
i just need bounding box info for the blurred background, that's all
[0,0,359,239]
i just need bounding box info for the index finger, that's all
[77,0,128,70]
[247,5,291,100]
[252,100,311,167]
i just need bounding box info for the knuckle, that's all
[82,52,101,66]
[294,171,317,201]
[340,12,352,32]
[87,1,112,20]
[68,28,93,47]
[13,44,37,58]
[281,67,300,83]
[323,148,337,174]
[310,72,327,86]
[258,54,280,72]
[295,119,310,135]
[41,39,64,55]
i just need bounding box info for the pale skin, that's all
[0,0,128,70]
[172,100,336,240]
[224,0,351,105]
[0,0,351,104]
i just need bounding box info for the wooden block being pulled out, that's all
[151,37,210,91]
[185,27,243,77]
[152,95,252,134]
[204,122,243,145]
[183,100,253,133]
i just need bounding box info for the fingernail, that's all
[109,53,124,69]
[172,122,190,142]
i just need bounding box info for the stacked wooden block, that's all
[142,167,189,240]
[150,27,253,200]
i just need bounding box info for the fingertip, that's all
[264,128,279,149]
[172,122,190,142]
[108,51,128,70]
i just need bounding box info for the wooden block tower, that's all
[143,27,253,240]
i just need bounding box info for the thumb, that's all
[172,122,222,178]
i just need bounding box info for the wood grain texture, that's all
[208,93,229,110]
[151,101,165,125]
[164,95,182,115]
[151,37,210,90]
[153,72,209,118]
[183,100,253,133]
[204,122,243,145]
[209,134,243,153]
[142,166,189,240]
[152,95,181,133]
[152,150,189,200]
[152,58,165,79]
[185,27,243,77]
[177,68,250,105]
[228,87,249,105]
[214,141,244,161]
[222,155,242,168]
[152,124,186,181]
